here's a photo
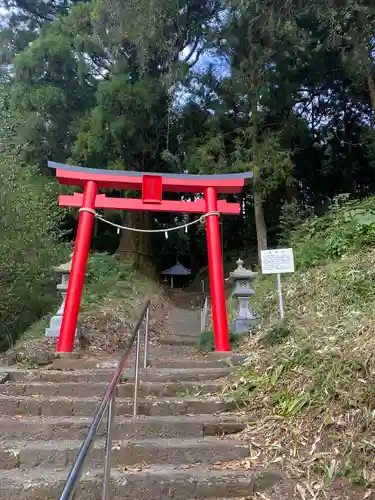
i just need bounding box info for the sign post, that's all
[260,248,295,322]
[276,273,284,321]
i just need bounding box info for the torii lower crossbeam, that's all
[49,162,252,354]
[59,193,240,214]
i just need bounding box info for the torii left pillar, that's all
[57,181,97,352]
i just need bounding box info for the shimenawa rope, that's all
[78,208,220,234]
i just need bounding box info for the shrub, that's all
[196,328,240,352]
[82,253,135,309]
[292,195,375,268]
[0,161,69,350]
[278,200,312,245]
[261,324,292,346]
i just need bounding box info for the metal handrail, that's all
[59,300,151,500]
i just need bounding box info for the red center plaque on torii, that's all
[142,175,163,204]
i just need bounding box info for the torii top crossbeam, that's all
[48,160,252,356]
[49,161,253,194]
[50,161,252,215]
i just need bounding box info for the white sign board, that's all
[260,248,295,275]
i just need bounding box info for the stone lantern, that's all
[45,255,77,338]
[229,258,259,334]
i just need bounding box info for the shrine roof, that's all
[161,262,191,276]
[48,161,252,194]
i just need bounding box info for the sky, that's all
[173,48,231,108]
[194,50,230,78]
[0,6,7,25]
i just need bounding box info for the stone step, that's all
[159,336,198,346]
[0,394,235,417]
[147,346,198,357]
[0,414,246,441]
[0,380,224,398]
[0,436,250,470]
[113,355,225,370]
[3,366,231,383]
[148,358,225,369]
[36,353,222,372]
[0,463,282,500]
[46,350,204,371]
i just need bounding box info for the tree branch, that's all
[188,46,205,68]
[183,37,200,63]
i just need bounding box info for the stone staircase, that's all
[0,330,281,499]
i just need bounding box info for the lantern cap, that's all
[229,258,258,280]
[52,253,73,274]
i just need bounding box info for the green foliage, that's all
[92,0,175,55]
[232,128,294,199]
[0,83,69,350]
[0,83,22,155]
[225,323,375,415]
[275,390,311,418]
[4,0,375,355]
[278,200,312,245]
[22,253,145,343]
[225,191,375,432]
[11,3,101,165]
[82,253,136,309]
[226,205,375,422]
[91,0,220,70]
[0,0,84,77]
[261,324,292,346]
[292,196,375,268]
[0,161,69,350]
[196,329,216,352]
[196,328,239,352]
[73,74,170,169]
[313,0,375,93]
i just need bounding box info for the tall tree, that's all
[181,1,296,256]
[11,3,105,166]
[0,0,86,77]
[0,83,68,349]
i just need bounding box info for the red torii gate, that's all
[49,161,252,353]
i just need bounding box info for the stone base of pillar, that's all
[45,295,77,339]
[45,316,78,339]
[231,317,260,335]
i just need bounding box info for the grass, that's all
[225,245,375,495]
[290,195,375,269]
[196,328,241,352]
[22,317,51,343]
[82,253,142,307]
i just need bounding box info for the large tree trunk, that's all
[117,211,155,277]
[253,188,267,260]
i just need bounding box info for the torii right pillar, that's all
[204,187,230,352]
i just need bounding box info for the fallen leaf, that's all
[296,483,307,500]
